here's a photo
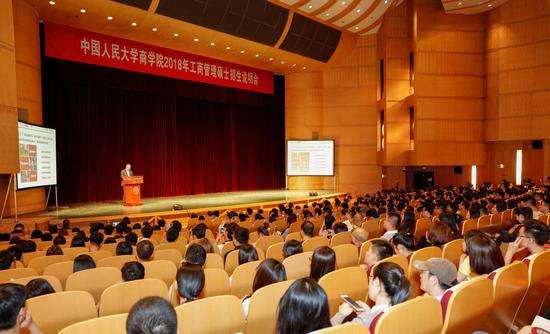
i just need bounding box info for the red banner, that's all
[44,23,274,94]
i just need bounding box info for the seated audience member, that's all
[24,279,55,299]
[505,220,549,265]
[136,240,154,262]
[7,246,22,262]
[0,283,43,334]
[104,237,117,244]
[331,262,410,332]
[0,251,15,270]
[438,213,461,238]
[320,214,336,237]
[165,228,179,243]
[73,254,96,273]
[89,232,104,251]
[30,230,42,240]
[351,228,369,248]
[238,244,259,265]
[190,223,207,242]
[309,246,336,282]
[419,222,456,249]
[116,241,133,255]
[122,261,145,282]
[300,222,314,241]
[176,263,205,304]
[382,213,401,240]
[20,240,36,254]
[283,240,303,258]
[363,239,394,275]
[194,237,215,254]
[126,296,178,334]
[257,224,270,237]
[53,234,66,246]
[458,231,504,282]
[185,244,207,267]
[70,236,86,248]
[104,225,114,236]
[276,278,331,334]
[242,259,286,317]
[40,233,52,242]
[391,231,415,260]
[415,258,458,316]
[333,222,349,235]
[233,227,250,247]
[45,245,63,256]
[125,232,138,246]
[139,225,153,242]
[517,309,550,334]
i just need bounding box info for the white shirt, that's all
[382,230,398,240]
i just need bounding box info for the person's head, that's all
[53,235,66,245]
[191,224,207,240]
[465,233,504,276]
[283,240,303,258]
[309,246,336,282]
[116,241,133,255]
[126,296,177,334]
[195,238,215,254]
[384,213,401,231]
[252,259,287,293]
[41,233,52,241]
[20,240,36,254]
[104,225,114,236]
[73,254,96,273]
[185,243,207,267]
[125,164,131,171]
[122,261,145,281]
[0,251,15,270]
[426,222,455,247]
[238,244,259,265]
[276,278,330,334]
[415,258,457,297]
[368,262,410,306]
[515,206,533,223]
[351,228,369,248]
[89,232,104,249]
[364,239,394,269]
[104,237,117,244]
[6,246,21,262]
[391,231,415,257]
[71,236,85,248]
[30,229,42,240]
[46,245,63,256]
[518,220,550,252]
[125,232,138,246]
[24,278,55,299]
[332,223,348,234]
[0,283,27,331]
[233,227,250,246]
[166,228,179,243]
[300,222,314,239]
[141,225,153,239]
[136,240,155,261]
[176,263,205,304]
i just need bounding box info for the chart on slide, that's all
[287,140,334,176]
[16,122,57,189]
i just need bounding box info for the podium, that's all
[122,176,143,206]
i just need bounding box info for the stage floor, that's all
[29,189,337,219]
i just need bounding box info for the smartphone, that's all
[341,295,365,312]
[111,221,119,227]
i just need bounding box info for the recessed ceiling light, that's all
[193,38,199,42]
[342,1,346,5]
[302,66,307,70]
[240,50,245,54]
[325,13,330,16]
[131,22,137,27]
[281,61,285,64]
[308,5,313,9]
[255,54,260,57]
[173,33,179,37]
[355,26,359,30]
[210,42,215,46]
[107,16,113,20]
[152,27,157,32]
[488,3,493,7]
[384,0,388,3]
[458,2,462,4]
[49,1,55,5]
[80,8,86,13]
[268,57,274,61]
[356,9,361,12]
[292,64,296,67]
[226,46,231,50]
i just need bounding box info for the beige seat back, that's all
[11,275,63,292]
[58,313,127,334]
[302,236,329,252]
[63,247,89,260]
[414,218,432,241]
[97,255,136,269]
[371,255,409,277]
[43,260,74,288]
[266,242,285,262]
[204,268,230,297]
[245,279,295,334]
[154,249,183,267]
[374,296,442,334]
[254,235,284,253]
[283,251,313,280]
[0,267,38,283]
[26,291,97,334]
[311,323,368,333]
[99,278,168,316]
[143,260,178,287]
[175,295,245,334]
[28,255,68,274]
[156,239,187,255]
[333,244,359,269]
[75,250,112,263]
[224,247,265,275]
[442,239,463,267]
[330,231,352,247]
[204,253,224,269]
[285,231,302,242]
[21,251,46,266]
[319,266,368,317]
[358,238,382,265]
[408,246,442,297]
[66,266,122,303]
[229,260,261,298]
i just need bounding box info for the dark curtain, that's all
[42,58,285,204]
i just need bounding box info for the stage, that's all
[20,190,341,223]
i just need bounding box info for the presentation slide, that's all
[287,140,334,176]
[16,122,57,189]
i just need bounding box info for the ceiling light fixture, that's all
[281,61,285,64]
[268,57,274,61]
[292,64,296,67]
[49,0,55,5]
[152,27,158,32]
[240,50,245,54]
[193,38,199,42]
[210,42,215,46]
[80,8,86,13]
[342,1,346,5]
[226,46,231,50]
[255,54,260,57]
[325,13,330,16]
[302,66,307,70]
[356,8,361,12]
[107,16,113,20]
[308,5,313,9]
[173,33,179,37]
[131,22,137,27]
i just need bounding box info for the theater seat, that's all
[442,239,463,268]
[224,247,265,275]
[311,323,368,333]
[98,278,168,316]
[11,275,63,292]
[408,247,442,298]
[245,280,295,334]
[203,268,230,297]
[156,239,187,255]
[175,295,245,334]
[319,266,368,317]
[22,251,47,266]
[332,244,359,269]
[229,260,261,298]
[65,266,121,303]
[63,247,89,260]
[358,238,382,265]
[285,231,302,242]
[97,255,136,269]
[43,260,74,288]
[76,250,112,263]
[28,255,68,274]
[266,242,285,262]
[254,235,284,254]
[204,253,224,269]
[142,260,177,287]
[330,231,352,247]
[371,255,409,277]
[302,236,329,252]
[414,218,432,242]
[0,267,38,283]
[374,296,442,334]
[283,251,313,280]
[153,249,183,267]
[26,291,97,334]
[58,313,127,334]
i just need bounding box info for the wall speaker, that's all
[453,166,463,175]
[532,140,543,150]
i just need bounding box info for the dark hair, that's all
[166,228,179,243]
[0,251,14,270]
[122,261,145,281]
[301,222,314,237]
[53,235,66,245]
[391,231,415,252]
[370,239,394,261]
[141,225,153,239]
[7,246,22,262]
[515,207,533,220]
[238,244,259,265]
[324,215,336,230]
[125,232,138,246]
[116,241,133,255]
[465,233,504,275]
[333,223,348,234]
[104,225,114,235]
[427,222,455,247]
[234,227,250,245]
[252,259,287,293]
[73,254,96,273]
[185,244,207,266]
[126,296,177,334]
[283,240,303,258]
[276,278,330,334]
[46,245,63,256]
[48,225,58,234]
[523,220,550,246]
[24,278,55,299]
[30,229,43,239]
[41,233,53,241]
[90,232,104,247]
[192,224,207,239]
[71,236,85,248]
[309,246,336,282]
[0,283,26,330]
[104,237,117,244]
[176,263,205,302]
[387,212,402,229]
[372,262,411,306]
[137,240,154,261]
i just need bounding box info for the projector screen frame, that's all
[15,121,58,191]
[285,139,335,177]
